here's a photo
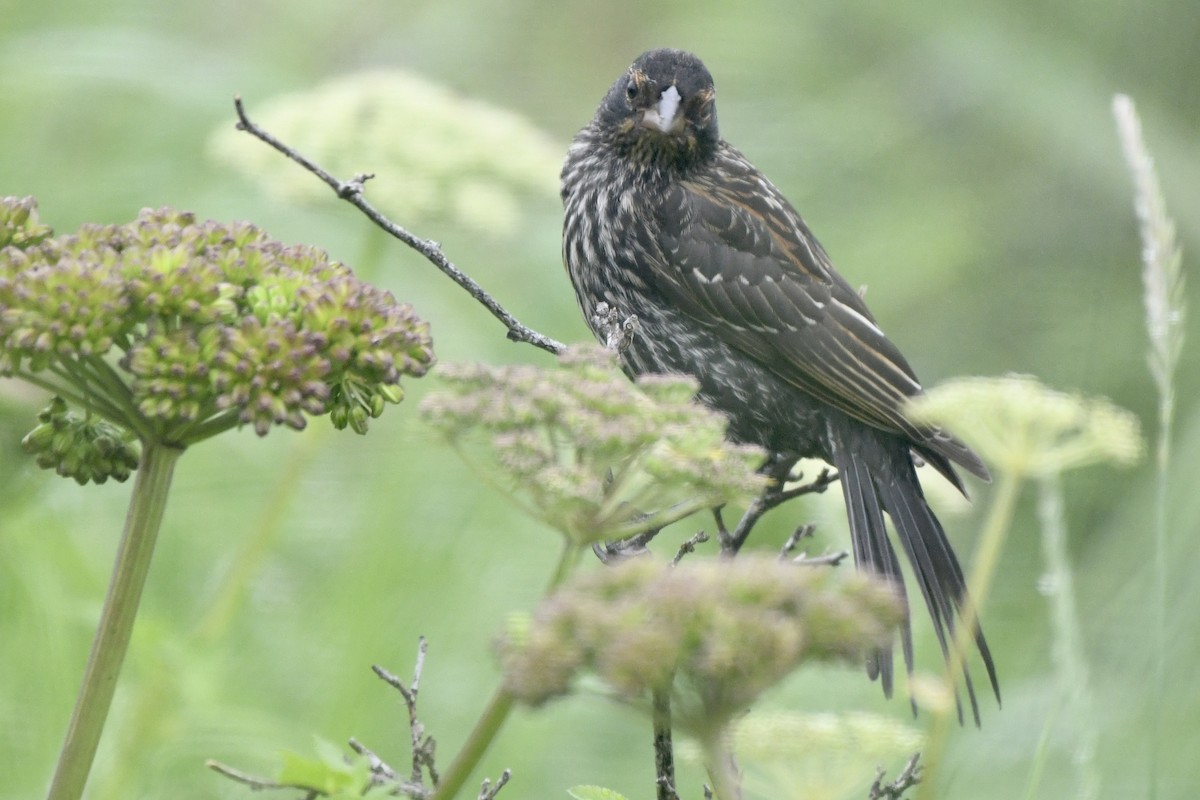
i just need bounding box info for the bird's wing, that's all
[650,149,988,483]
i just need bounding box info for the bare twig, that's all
[721,456,840,554]
[672,530,710,565]
[794,549,850,567]
[779,524,850,567]
[373,637,439,787]
[348,738,399,781]
[478,769,512,800]
[869,753,923,799]
[233,96,565,356]
[779,523,817,559]
[205,760,320,798]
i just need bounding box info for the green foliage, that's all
[421,346,767,544]
[3,3,1198,798]
[277,738,373,798]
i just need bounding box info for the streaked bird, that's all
[561,48,998,721]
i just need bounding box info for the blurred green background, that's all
[2,1,1198,798]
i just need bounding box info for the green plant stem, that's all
[96,434,325,798]
[429,687,517,800]
[16,371,132,435]
[1021,708,1057,800]
[1149,389,1173,799]
[699,731,741,800]
[1035,474,1098,800]
[47,441,183,800]
[918,470,1022,800]
[431,542,582,800]
[173,407,243,446]
[652,687,676,800]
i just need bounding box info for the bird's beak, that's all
[639,84,683,134]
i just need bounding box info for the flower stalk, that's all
[1,197,433,799]
[47,442,182,800]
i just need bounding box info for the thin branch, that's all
[779,523,849,567]
[347,738,399,782]
[723,457,840,554]
[373,637,438,787]
[672,530,710,565]
[233,96,565,356]
[779,523,816,559]
[478,769,512,800]
[869,753,923,800]
[205,760,319,798]
[794,550,849,567]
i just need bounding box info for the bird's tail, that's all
[830,427,1000,725]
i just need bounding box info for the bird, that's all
[560,48,999,722]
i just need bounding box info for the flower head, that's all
[0,195,53,250]
[497,556,902,734]
[209,71,561,237]
[420,346,767,544]
[906,375,1142,478]
[1,198,434,478]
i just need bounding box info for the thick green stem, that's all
[429,687,517,800]
[431,542,582,800]
[918,470,1023,800]
[700,730,742,800]
[47,442,183,800]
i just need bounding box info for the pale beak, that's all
[639,84,683,134]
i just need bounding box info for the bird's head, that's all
[594,48,720,169]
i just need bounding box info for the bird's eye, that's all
[625,81,639,102]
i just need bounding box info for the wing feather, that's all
[650,149,988,483]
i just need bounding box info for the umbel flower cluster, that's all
[209,70,562,237]
[0,197,434,482]
[420,346,768,545]
[906,374,1142,477]
[497,556,902,732]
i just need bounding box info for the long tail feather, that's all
[829,424,1000,724]
[838,451,911,698]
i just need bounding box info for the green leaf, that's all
[277,737,371,796]
[568,786,629,800]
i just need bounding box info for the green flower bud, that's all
[2,202,434,450]
[21,398,140,485]
[0,196,53,249]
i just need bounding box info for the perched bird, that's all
[561,48,999,720]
